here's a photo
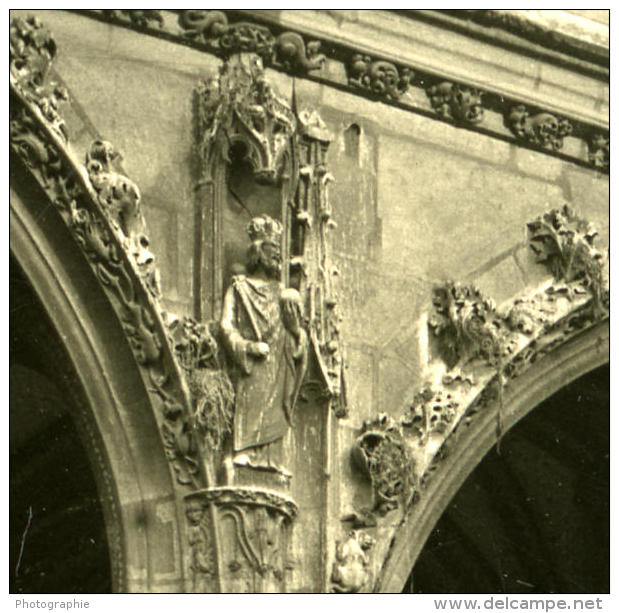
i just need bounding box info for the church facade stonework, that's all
[10,10,608,593]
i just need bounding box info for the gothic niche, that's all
[182,51,346,591]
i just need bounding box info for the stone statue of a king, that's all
[220,215,308,480]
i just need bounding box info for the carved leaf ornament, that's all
[588,133,610,170]
[527,205,608,310]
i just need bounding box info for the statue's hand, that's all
[249,341,270,358]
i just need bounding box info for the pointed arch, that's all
[10,157,185,592]
[376,317,608,592]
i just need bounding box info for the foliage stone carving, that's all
[428,282,503,369]
[587,133,609,170]
[103,9,164,28]
[10,15,69,142]
[527,205,608,310]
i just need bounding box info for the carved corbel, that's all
[347,54,413,101]
[331,531,374,593]
[587,133,609,170]
[426,81,484,124]
[507,105,573,150]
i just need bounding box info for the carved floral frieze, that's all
[103,9,164,28]
[178,10,325,73]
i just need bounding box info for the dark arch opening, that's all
[407,364,609,594]
[10,256,112,593]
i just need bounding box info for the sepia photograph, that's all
[9,8,609,598]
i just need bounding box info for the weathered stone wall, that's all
[28,9,607,407]
[14,10,608,591]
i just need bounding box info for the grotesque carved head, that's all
[536,113,559,145]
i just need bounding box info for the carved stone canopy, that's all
[197,53,296,184]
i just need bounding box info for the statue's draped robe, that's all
[220,275,306,466]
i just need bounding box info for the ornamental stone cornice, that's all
[241,10,608,127]
[69,9,608,174]
[399,10,608,71]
